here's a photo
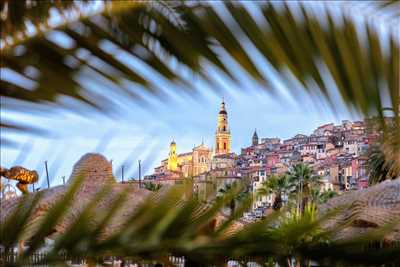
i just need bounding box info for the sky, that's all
[1,68,359,190]
[0,1,364,190]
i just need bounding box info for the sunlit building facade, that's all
[215,100,231,155]
[150,100,231,180]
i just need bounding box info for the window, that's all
[224,143,226,149]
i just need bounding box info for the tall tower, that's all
[252,129,259,146]
[167,140,178,171]
[215,100,231,155]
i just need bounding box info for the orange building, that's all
[215,100,231,155]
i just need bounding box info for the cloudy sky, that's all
[1,2,363,190]
[1,64,359,190]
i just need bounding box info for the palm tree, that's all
[2,1,400,266]
[368,145,396,185]
[319,190,338,204]
[257,174,290,211]
[218,181,249,215]
[144,181,162,191]
[289,163,322,212]
[310,188,338,205]
[218,183,236,215]
[368,123,400,185]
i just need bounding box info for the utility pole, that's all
[298,176,304,215]
[44,161,50,188]
[138,160,141,188]
[121,165,124,183]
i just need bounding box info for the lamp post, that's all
[121,165,124,183]
[138,160,141,188]
[44,161,50,188]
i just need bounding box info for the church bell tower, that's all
[167,140,178,171]
[252,129,259,146]
[215,100,231,155]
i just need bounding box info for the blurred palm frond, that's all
[2,178,400,266]
[1,1,399,141]
[1,2,400,265]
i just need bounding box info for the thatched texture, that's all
[0,153,151,240]
[1,153,245,245]
[320,179,400,242]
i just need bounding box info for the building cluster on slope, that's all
[144,100,379,208]
[241,120,376,191]
[239,120,381,210]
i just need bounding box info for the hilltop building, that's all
[252,129,259,146]
[237,119,377,213]
[153,141,212,179]
[167,140,178,171]
[215,100,231,155]
[145,100,377,214]
[147,100,233,182]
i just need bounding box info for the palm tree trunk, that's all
[302,186,310,212]
[273,193,283,210]
[230,199,236,215]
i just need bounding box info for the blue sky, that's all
[0,1,364,190]
[1,66,358,190]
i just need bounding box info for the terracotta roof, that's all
[178,152,192,157]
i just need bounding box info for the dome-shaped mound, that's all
[68,153,116,186]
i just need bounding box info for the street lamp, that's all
[138,160,141,188]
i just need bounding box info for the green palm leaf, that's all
[2,2,400,265]
[2,1,398,120]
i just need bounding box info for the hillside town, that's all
[2,1,400,266]
[144,100,381,214]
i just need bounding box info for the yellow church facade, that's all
[155,141,213,178]
[153,100,231,179]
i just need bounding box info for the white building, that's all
[252,170,273,210]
